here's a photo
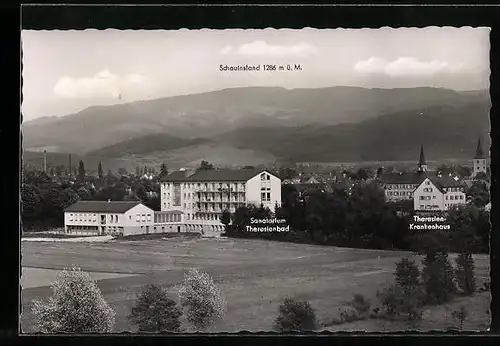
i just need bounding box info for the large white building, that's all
[160,168,282,235]
[64,201,155,236]
[413,175,467,211]
[380,145,428,202]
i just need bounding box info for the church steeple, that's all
[474,137,486,159]
[418,144,427,172]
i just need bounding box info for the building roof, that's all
[161,168,268,182]
[64,201,143,213]
[417,174,466,194]
[381,171,427,185]
[419,145,427,166]
[474,138,486,159]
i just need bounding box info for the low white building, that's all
[413,175,467,211]
[64,200,155,236]
[160,168,282,236]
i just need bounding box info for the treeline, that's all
[21,169,161,231]
[223,181,490,254]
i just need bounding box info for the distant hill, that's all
[22,86,489,155]
[215,102,491,163]
[87,134,211,158]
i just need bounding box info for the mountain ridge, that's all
[22,86,490,155]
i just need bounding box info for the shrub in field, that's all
[376,283,423,321]
[421,251,457,305]
[455,252,476,295]
[128,284,182,333]
[177,268,226,331]
[31,266,115,333]
[339,307,362,324]
[274,297,317,331]
[395,258,421,293]
[350,294,371,318]
[451,306,468,331]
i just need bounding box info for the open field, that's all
[20,237,490,333]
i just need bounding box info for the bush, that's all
[177,268,226,331]
[395,258,420,293]
[451,306,468,331]
[274,298,317,332]
[455,253,476,295]
[339,307,362,323]
[350,294,371,317]
[31,266,115,333]
[421,251,457,305]
[128,284,182,333]
[377,283,423,321]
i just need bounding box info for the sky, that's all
[21,27,490,121]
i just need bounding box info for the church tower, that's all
[417,144,427,172]
[472,137,487,177]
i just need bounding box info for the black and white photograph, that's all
[20,27,491,333]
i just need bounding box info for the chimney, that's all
[69,154,72,176]
[43,150,47,173]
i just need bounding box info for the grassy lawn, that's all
[20,237,490,333]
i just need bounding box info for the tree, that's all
[421,250,457,305]
[160,163,168,177]
[21,183,42,221]
[455,252,476,295]
[274,298,317,332]
[466,181,490,208]
[136,166,140,177]
[31,266,115,333]
[395,258,421,294]
[98,162,103,179]
[177,268,226,331]
[128,284,182,333]
[134,184,148,202]
[221,210,231,229]
[77,160,85,182]
[198,160,214,171]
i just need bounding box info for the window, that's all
[142,214,146,221]
[115,215,118,222]
[261,173,266,181]
[445,196,448,200]
[460,195,464,200]
[425,181,430,185]
[419,196,425,200]
[433,196,436,199]
[136,214,140,221]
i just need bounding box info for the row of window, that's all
[69,213,118,223]
[163,182,246,190]
[419,196,436,201]
[444,187,463,192]
[423,187,433,193]
[261,192,271,202]
[68,213,97,222]
[135,213,152,222]
[387,191,412,197]
[154,213,181,223]
[446,195,464,200]
[387,184,415,189]
[260,173,271,181]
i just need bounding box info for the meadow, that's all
[20,236,490,333]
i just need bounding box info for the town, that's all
[22,138,490,254]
